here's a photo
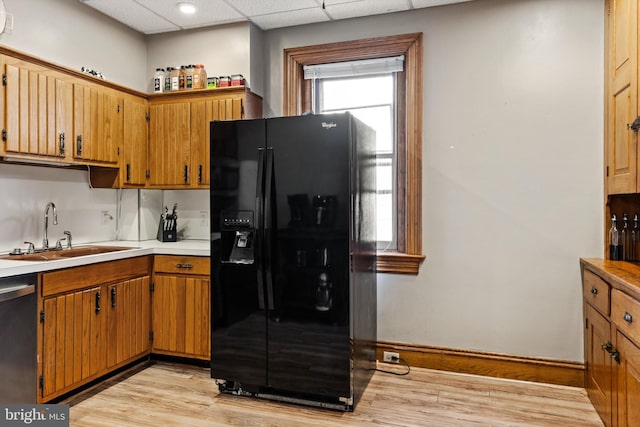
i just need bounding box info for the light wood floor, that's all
[65,361,604,427]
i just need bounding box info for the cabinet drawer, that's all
[154,255,210,275]
[583,270,611,316]
[612,289,640,344]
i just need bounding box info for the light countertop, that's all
[0,239,210,278]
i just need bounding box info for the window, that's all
[284,33,425,274]
[311,72,397,250]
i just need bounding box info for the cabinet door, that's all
[73,83,121,165]
[212,96,244,121]
[190,100,213,186]
[3,57,72,160]
[121,97,149,186]
[148,102,191,186]
[107,276,151,368]
[585,303,614,427]
[606,0,639,194]
[616,331,640,427]
[152,275,210,360]
[41,286,104,400]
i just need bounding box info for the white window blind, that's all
[303,55,404,80]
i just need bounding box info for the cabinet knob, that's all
[602,342,613,352]
[624,312,633,323]
[591,287,598,295]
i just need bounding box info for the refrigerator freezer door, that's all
[210,119,268,391]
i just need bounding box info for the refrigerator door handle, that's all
[256,147,266,311]
[264,147,275,311]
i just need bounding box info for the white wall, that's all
[1,0,147,91]
[146,23,255,94]
[263,0,604,361]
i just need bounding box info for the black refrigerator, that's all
[210,113,377,411]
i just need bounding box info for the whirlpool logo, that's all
[321,121,337,130]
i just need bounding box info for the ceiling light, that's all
[177,2,196,14]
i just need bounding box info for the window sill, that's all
[376,252,426,274]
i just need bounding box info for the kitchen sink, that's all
[0,246,133,261]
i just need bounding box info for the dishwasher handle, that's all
[0,284,35,303]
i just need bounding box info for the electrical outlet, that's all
[200,210,209,227]
[101,210,113,225]
[383,351,400,363]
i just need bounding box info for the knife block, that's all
[157,215,177,242]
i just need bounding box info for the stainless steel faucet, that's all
[43,202,58,249]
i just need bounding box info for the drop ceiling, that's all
[79,0,474,34]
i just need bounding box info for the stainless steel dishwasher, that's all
[0,273,37,403]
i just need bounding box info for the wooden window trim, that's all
[283,33,426,274]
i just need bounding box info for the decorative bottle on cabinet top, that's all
[610,213,622,261]
[632,214,640,262]
[622,213,630,260]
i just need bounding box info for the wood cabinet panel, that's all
[3,56,72,160]
[612,289,640,344]
[42,286,104,400]
[147,87,261,188]
[606,0,639,194]
[154,255,210,275]
[107,276,151,368]
[148,102,191,187]
[121,97,148,186]
[585,303,613,427]
[73,83,121,165]
[42,256,150,297]
[584,269,612,316]
[152,272,210,360]
[616,331,640,427]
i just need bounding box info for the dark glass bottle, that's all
[609,214,622,260]
[622,213,630,260]
[632,214,640,262]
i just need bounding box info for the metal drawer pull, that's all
[176,263,193,269]
[591,287,598,295]
[624,312,633,323]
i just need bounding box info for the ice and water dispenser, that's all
[220,210,255,264]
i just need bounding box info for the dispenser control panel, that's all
[222,211,254,229]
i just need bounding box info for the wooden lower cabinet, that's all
[152,256,210,360]
[581,260,640,427]
[585,303,613,427]
[106,277,151,368]
[39,257,151,402]
[616,331,640,427]
[42,286,104,399]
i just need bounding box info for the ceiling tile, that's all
[81,0,179,33]
[224,0,319,17]
[135,0,245,28]
[326,0,410,20]
[251,8,330,30]
[410,0,473,8]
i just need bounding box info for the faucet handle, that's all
[55,237,66,250]
[63,231,72,249]
[23,242,35,254]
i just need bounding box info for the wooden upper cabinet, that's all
[148,101,191,187]
[2,56,73,161]
[147,87,262,188]
[190,100,213,187]
[121,97,149,186]
[606,0,639,194]
[73,83,122,166]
